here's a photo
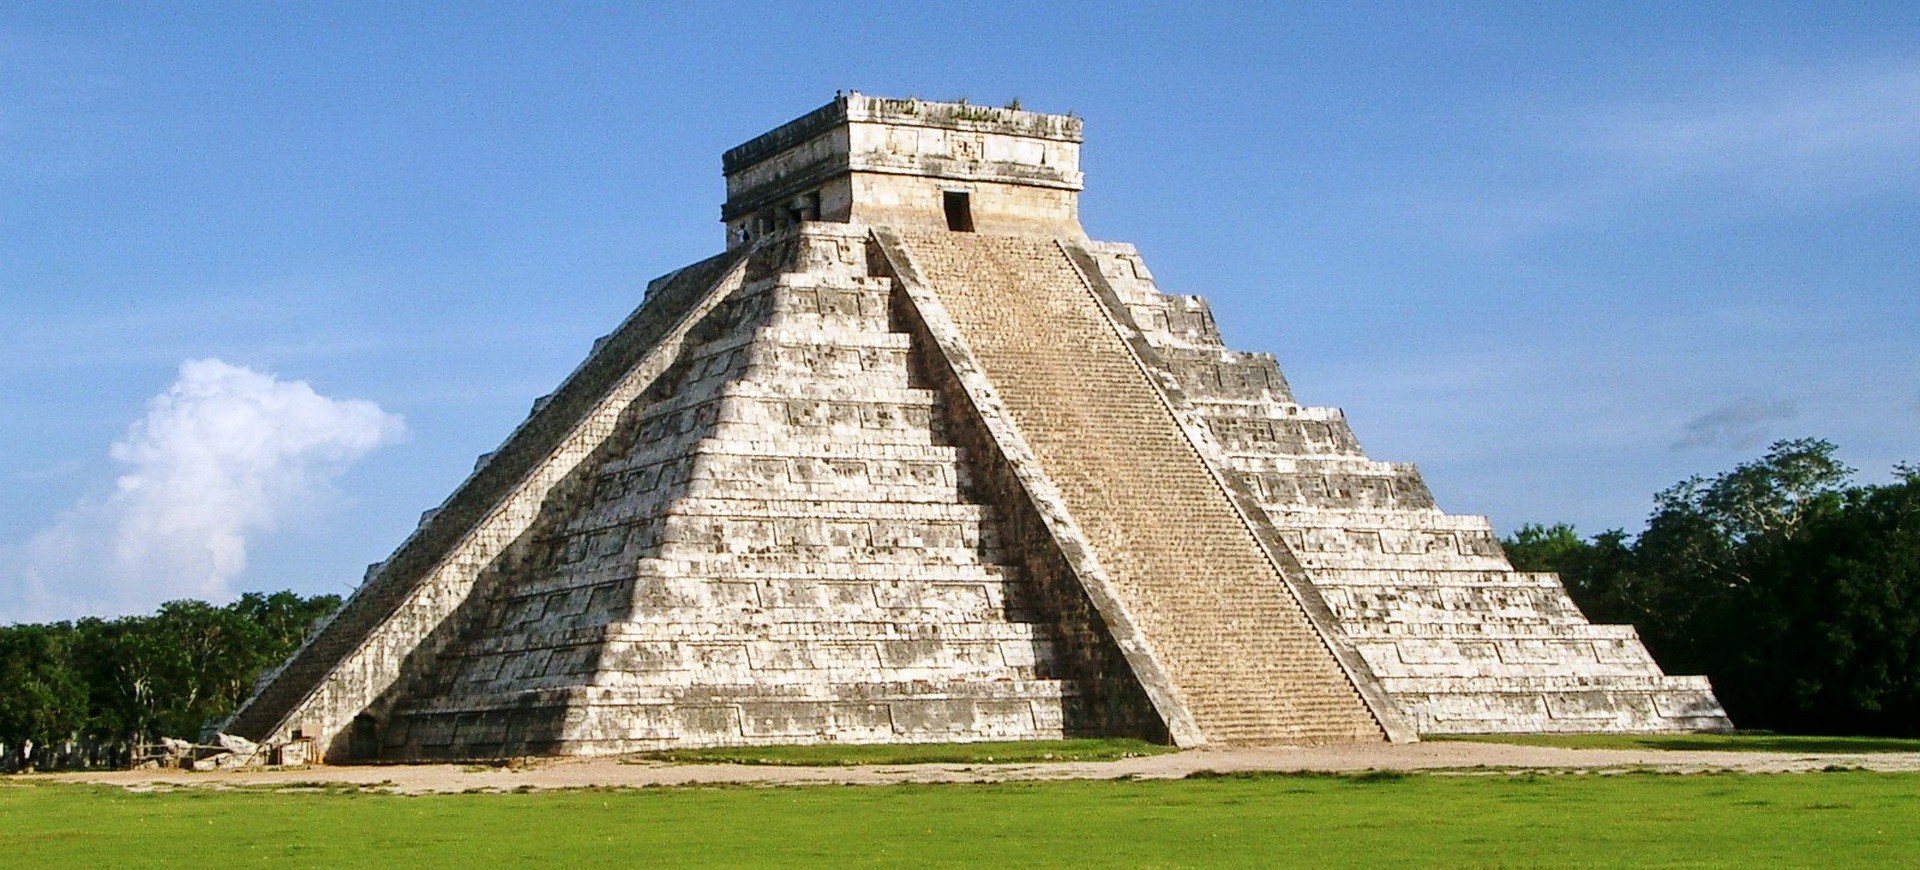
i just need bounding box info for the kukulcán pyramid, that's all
[226,94,1731,762]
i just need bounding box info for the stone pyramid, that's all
[226,94,1729,762]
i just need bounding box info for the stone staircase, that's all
[1077,240,1730,733]
[887,228,1389,745]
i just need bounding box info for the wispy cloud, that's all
[1582,64,1920,194]
[1672,398,1798,451]
[1393,187,1607,251]
[1408,60,1920,247]
[5,359,404,623]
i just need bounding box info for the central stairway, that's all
[885,229,1391,745]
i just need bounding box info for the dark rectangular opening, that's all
[943,190,975,232]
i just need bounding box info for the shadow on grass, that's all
[1429,732,1920,754]
[622,738,1176,766]
[1185,768,1411,784]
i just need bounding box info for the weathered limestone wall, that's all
[724,94,1084,245]
[374,225,1145,757]
[850,173,1081,238]
[1077,239,1731,734]
[223,251,750,759]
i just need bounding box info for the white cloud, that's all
[5,359,404,623]
[1672,398,1798,451]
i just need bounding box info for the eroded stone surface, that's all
[226,94,1726,762]
[376,228,1128,758]
[1078,239,1730,734]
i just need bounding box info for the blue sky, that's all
[3,3,1916,621]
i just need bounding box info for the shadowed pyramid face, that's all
[224,95,1728,763]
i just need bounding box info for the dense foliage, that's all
[1505,439,1920,736]
[0,591,339,769]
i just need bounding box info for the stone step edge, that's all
[393,680,1078,714]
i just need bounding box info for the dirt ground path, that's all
[30,742,1920,794]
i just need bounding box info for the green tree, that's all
[1504,440,1920,736]
[64,592,341,745]
[230,591,340,659]
[1723,464,1920,734]
[1632,439,1855,684]
[1502,523,1586,573]
[1656,438,1854,547]
[3,590,341,768]
[0,623,89,762]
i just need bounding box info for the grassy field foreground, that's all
[5,771,1917,868]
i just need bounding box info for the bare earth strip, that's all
[28,743,1920,794]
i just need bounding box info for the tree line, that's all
[0,591,339,771]
[2,438,1913,769]
[1504,439,1920,737]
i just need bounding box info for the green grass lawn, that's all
[1429,732,1920,754]
[625,737,1173,765]
[5,771,1918,868]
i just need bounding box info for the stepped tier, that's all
[226,96,1725,763]
[371,233,1108,758]
[230,228,1179,760]
[1076,239,1729,734]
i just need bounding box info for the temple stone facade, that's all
[226,94,1728,762]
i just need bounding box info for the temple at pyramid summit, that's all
[225,94,1731,762]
